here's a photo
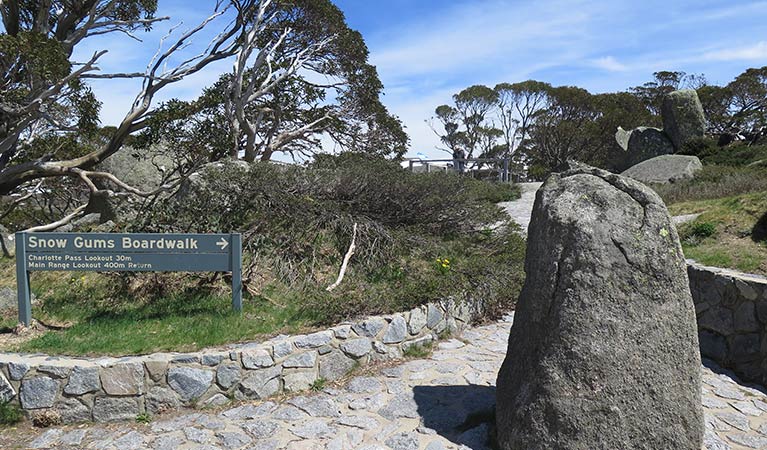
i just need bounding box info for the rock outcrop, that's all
[608,127,675,172]
[496,162,703,450]
[621,154,703,185]
[662,89,707,150]
[608,89,707,172]
[176,159,251,201]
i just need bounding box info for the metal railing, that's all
[406,158,513,182]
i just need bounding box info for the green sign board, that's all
[15,232,242,326]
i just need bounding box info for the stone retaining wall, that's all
[0,300,477,423]
[689,261,767,384]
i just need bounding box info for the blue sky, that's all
[74,0,767,158]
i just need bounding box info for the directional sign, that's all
[15,232,243,326]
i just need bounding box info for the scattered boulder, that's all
[0,287,16,311]
[608,127,675,172]
[71,213,103,230]
[662,89,707,150]
[176,159,250,201]
[621,154,703,184]
[96,145,175,194]
[0,224,15,257]
[496,162,703,450]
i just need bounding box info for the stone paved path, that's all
[498,182,541,234]
[4,316,767,449]
[499,181,703,233]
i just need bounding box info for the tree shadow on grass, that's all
[752,211,767,243]
[412,384,496,450]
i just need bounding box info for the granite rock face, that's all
[621,154,703,184]
[20,377,59,409]
[609,126,675,172]
[167,367,213,402]
[662,89,707,150]
[496,162,703,450]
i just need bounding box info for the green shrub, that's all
[310,378,327,392]
[136,154,524,294]
[14,154,527,355]
[690,221,717,238]
[696,142,767,167]
[0,401,22,425]
[403,341,433,358]
[679,137,718,158]
[652,165,767,205]
[679,221,717,246]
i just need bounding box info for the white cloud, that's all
[590,56,628,72]
[703,41,767,62]
[369,0,596,83]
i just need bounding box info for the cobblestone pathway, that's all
[498,182,542,234]
[3,316,767,449]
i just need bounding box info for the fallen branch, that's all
[23,204,87,233]
[326,223,357,292]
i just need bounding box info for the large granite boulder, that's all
[176,159,251,201]
[662,90,706,150]
[608,126,675,172]
[496,162,703,450]
[96,146,175,194]
[621,154,702,185]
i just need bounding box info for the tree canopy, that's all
[432,66,767,178]
[0,0,407,229]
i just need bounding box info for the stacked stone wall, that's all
[0,300,476,423]
[689,262,767,383]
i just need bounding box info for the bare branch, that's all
[23,204,87,233]
[70,168,179,197]
[326,223,357,291]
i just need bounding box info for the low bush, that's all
[652,165,767,205]
[0,401,22,426]
[680,138,767,167]
[132,154,519,298]
[8,154,526,355]
[678,221,717,246]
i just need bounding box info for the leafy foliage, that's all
[628,71,706,118]
[0,401,21,425]
[8,156,525,354]
[433,66,767,177]
[130,154,524,324]
[679,221,717,246]
[135,0,407,163]
[652,164,767,205]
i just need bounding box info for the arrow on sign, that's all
[216,237,229,250]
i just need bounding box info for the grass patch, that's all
[403,341,433,358]
[0,402,22,426]
[13,283,317,356]
[668,191,767,275]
